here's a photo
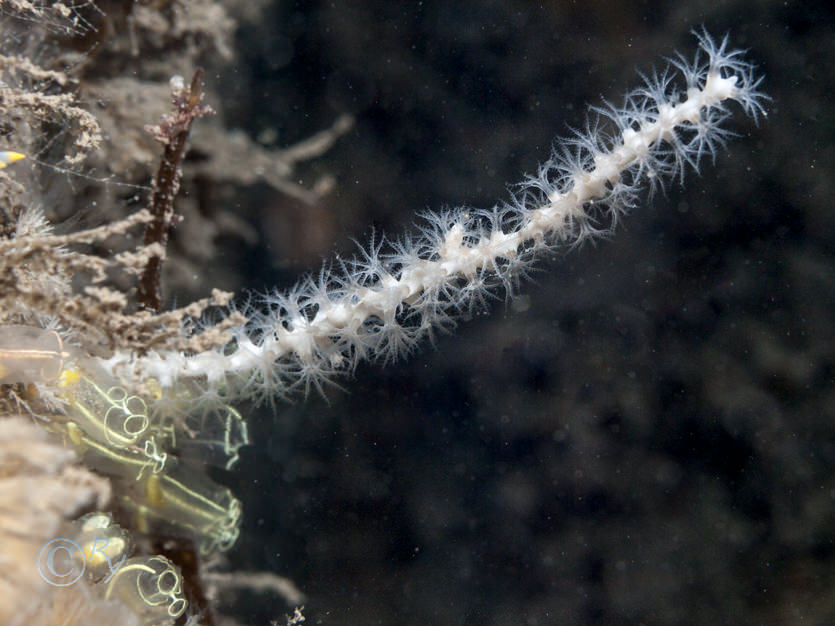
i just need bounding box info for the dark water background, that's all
[193,2,832,624]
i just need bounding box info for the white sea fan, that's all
[104,31,766,406]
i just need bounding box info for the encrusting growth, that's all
[104,31,766,405]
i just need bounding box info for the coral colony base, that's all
[0,29,764,626]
